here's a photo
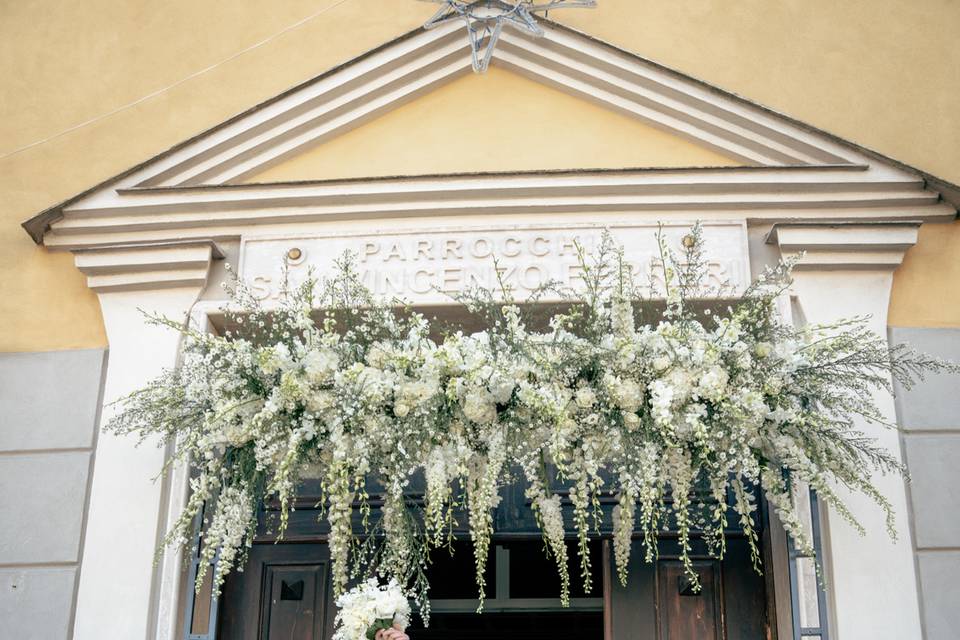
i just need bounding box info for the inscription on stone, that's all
[239,222,749,305]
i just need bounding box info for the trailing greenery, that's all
[108,223,955,621]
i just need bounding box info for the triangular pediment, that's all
[23,19,957,249]
[245,66,741,183]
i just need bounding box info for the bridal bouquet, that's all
[333,579,411,640]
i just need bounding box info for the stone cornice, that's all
[73,241,223,293]
[766,222,921,270]
[40,166,953,251]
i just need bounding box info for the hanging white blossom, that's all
[108,223,957,624]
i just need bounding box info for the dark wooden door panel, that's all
[720,539,768,640]
[657,561,721,640]
[263,563,328,639]
[219,544,335,640]
[609,539,769,640]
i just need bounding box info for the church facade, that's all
[2,4,959,639]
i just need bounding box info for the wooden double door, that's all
[218,538,769,639]
[218,475,772,639]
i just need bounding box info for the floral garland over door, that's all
[109,224,953,624]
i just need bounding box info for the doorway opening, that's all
[407,540,604,640]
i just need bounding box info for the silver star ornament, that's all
[420,1,598,72]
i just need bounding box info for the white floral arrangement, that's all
[333,579,411,640]
[109,224,956,622]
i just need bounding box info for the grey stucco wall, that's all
[0,349,106,640]
[890,327,960,640]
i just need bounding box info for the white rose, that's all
[366,344,389,369]
[697,365,729,401]
[463,389,497,424]
[653,355,671,372]
[303,348,340,384]
[305,390,335,414]
[612,378,643,412]
[575,387,597,409]
[488,376,516,404]
[754,342,773,358]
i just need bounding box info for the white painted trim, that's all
[773,228,924,639]
[73,286,213,640]
[43,167,953,253]
[152,306,215,640]
[767,222,920,270]
[72,242,219,292]
[33,18,955,252]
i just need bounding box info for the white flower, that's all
[767,406,797,425]
[222,420,253,447]
[333,579,410,640]
[306,390,335,414]
[259,343,294,375]
[575,387,597,409]
[304,348,340,384]
[488,375,517,404]
[611,296,635,337]
[765,375,784,395]
[463,388,497,424]
[649,379,675,426]
[395,378,438,418]
[666,368,695,401]
[697,365,729,401]
[606,376,644,412]
[652,355,671,372]
[755,342,773,358]
[366,344,389,369]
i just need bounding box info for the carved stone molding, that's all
[766,221,921,270]
[72,240,223,292]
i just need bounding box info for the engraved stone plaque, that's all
[239,221,750,306]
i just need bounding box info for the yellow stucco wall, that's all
[889,222,960,328]
[2,0,958,351]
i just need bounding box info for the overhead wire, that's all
[0,0,355,161]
